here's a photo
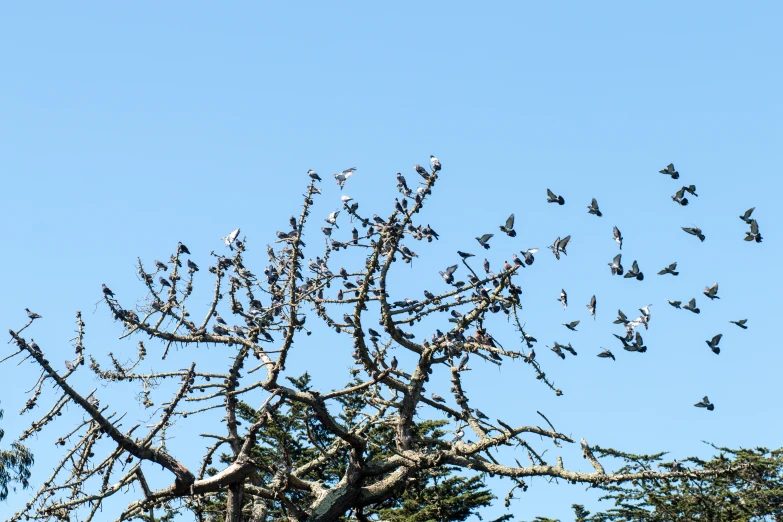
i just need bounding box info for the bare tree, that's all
[5,160,743,522]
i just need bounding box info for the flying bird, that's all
[475,234,493,250]
[745,219,762,243]
[683,298,701,314]
[521,248,538,265]
[440,264,458,284]
[706,333,722,355]
[499,214,516,237]
[608,253,624,276]
[325,211,340,228]
[682,184,698,197]
[587,198,602,217]
[550,344,565,360]
[659,163,680,179]
[671,187,689,206]
[548,235,570,260]
[546,188,565,205]
[586,295,597,319]
[694,396,714,411]
[624,260,644,280]
[658,262,679,276]
[703,282,719,300]
[597,348,615,361]
[613,226,623,250]
[739,207,755,224]
[222,228,241,249]
[557,289,568,310]
[682,226,706,242]
[563,320,580,331]
[667,299,682,309]
[729,319,748,329]
[334,168,357,189]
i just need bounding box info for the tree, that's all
[0,404,33,503]
[3,160,748,521]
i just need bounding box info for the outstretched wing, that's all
[547,188,556,199]
[505,214,515,230]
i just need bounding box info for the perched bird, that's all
[563,320,580,331]
[431,393,446,403]
[729,319,748,329]
[334,167,356,189]
[667,300,682,309]
[499,214,516,237]
[739,207,755,224]
[694,396,714,411]
[671,187,689,206]
[475,234,493,250]
[706,333,722,355]
[178,242,191,255]
[396,173,409,191]
[682,226,706,242]
[608,254,624,276]
[213,312,227,325]
[613,226,623,250]
[341,195,354,204]
[624,260,644,280]
[586,295,596,319]
[520,248,538,265]
[159,276,171,289]
[65,360,75,371]
[308,169,322,181]
[154,259,168,271]
[683,298,700,314]
[440,264,458,284]
[557,289,568,309]
[25,308,41,320]
[187,259,199,272]
[483,258,490,273]
[102,284,115,297]
[703,282,719,300]
[659,163,680,179]
[29,339,42,355]
[414,164,430,179]
[658,262,679,276]
[390,356,398,369]
[587,198,602,217]
[473,408,489,420]
[512,254,524,267]
[457,251,474,259]
[222,228,241,249]
[597,348,615,361]
[325,210,340,228]
[430,155,441,172]
[745,219,762,243]
[452,429,465,442]
[546,188,565,205]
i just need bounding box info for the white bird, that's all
[430,155,441,172]
[341,195,353,203]
[581,437,590,454]
[222,228,241,249]
[334,168,356,189]
[325,211,340,228]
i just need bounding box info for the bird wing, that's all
[227,228,240,243]
[613,253,622,264]
[613,226,621,238]
[525,248,539,254]
[547,188,556,199]
[559,235,571,248]
[591,198,598,209]
[744,207,755,219]
[712,334,722,345]
[505,214,515,230]
[479,233,493,242]
[632,260,639,272]
[688,298,696,308]
[710,282,718,295]
[590,295,596,307]
[750,219,759,234]
[445,264,458,276]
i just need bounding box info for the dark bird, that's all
[587,295,596,319]
[660,163,680,179]
[159,276,171,289]
[706,333,722,355]
[557,289,568,310]
[29,339,41,355]
[343,314,354,326]
[546,188,565,205]
[431,393,446,403]
[563,320,580,331]
[683,298,700,314]
[154,259,168,271]
[671,187,689,206]
[475,234,493,250]
[440,264,458,284]
[682,226,706,242]
[520,248,538,265]
[213,312,227,325]
[334,167,356,189]
[394,198,404,213]
[178,242,191,255]
[390,356,398,369]
[307,169,322,181]
[624,260,644,280]
[414,164,430,179]
[614,309,629,325]
[597,348,615,361]
[739,207,755,223]
[473,408,489,420]
[187,259,199,272]
[499,214,516,237]
[563,342,577,356]
[457,251,474,259]
[587,198,602,217]
[102,284,114,297]
[658,262,679,276]
[667,300,682,309]
[613,226,623,250]
[608,253,624,276]
[550,344,565,360]
[682,184,698,197]
[694,396,714,411]
[745,219,762,243]
[25,308,41,320]
[483,258,490,273]
[396,172,409,192]
[730,319,748,329]
[703,282,719,300]
[430,155,441,172]
[512,254,524,266]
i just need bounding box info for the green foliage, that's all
[0,404,34,501]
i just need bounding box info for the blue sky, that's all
[1,3,781,520]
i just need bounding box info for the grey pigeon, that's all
[334,167,356,189]
[659,163,679,179]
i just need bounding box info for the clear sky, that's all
[1,3,781,520]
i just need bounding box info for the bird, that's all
[334,167,356,189]
[187,259,199,272]
[659,163,680,179]
[102,284,115,297]
[390,356,398,369]
[483,258,490,273]
[431,393,446,403]
[65,360,75,371]
[325,211,340,228]
[683,298,700,314]
[473,408,489,420]
[546,188,565,205]
[440,264,458,284]
[29,339,42,355]
[341,195,354,204]
[548,235,571,260]
[624,260,644,280]
[308,169,322,181]
[520,248,538,265]
[608,253,624,276]
[396,173,409,192]
[557,289,568,309]
[587,198,602,217]
[729,319,748,329]
[639,304,653,318]
[499,214,516,237]
[430,155,441,172]
[613,226,623,250]
[694,396,714,411]
[563,320,580,331]
[745,219,763,243]
[706,334,722,355]
[159,276,171,289]
[550,344,565,360]
[414,164,430,179]
[682,184,698,197]
[475,234,493,250]
[581,438,590,455]
[739,207,755,224]
[213,312,227,325]
[178,242,191,255]
[682,226,706,242]
[586,295,596,319]
[667,300,682,309]
[222,228,241,249]
[671,187,689,206]
[658,262,679,276]
[457,251,474,259]
[512,254,524,267]
[703,282,719,300]
[452,429,465,442]
[597,348,615,361]
[614,309,629,325]
[25,308,41,320]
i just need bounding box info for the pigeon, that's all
[613,226,623,250]
[29,339,42,355]
[499,214,516,237]
[483,258,490,273]
[557,289,568,309]
[586,295,596,319]
[213,312,227,325]
[682,185,698,197]
[659,163,679,179]
[474,408,489,420]
[25,308,41,320]
[396,173,409,192]
[729,319,748,329]
[431,393,446,403]
[222,228,241,249]
[548,235,570,260]
[703,282,719,300]
[390,356,398,369]
[440,264,458,284]
[563,343,577,356]
[694,396,714,411]
[667,300,682,309]
[671,187,689,206]
[624,260,644,280]
[457,251,475,259]
[563,320,580,331]
[614,309,629,325]
[452,429,465,442]
[325,211,340,228]
[550,344,565,359]
[334,168,356,189]
[187,259,199,272]
[65,360,75,371]
[739,207,755,224]
[512,254,524,267]
[587,198,602,217]
[706,333,722,355]
[682,226,706,242]
[102,284,115,297]
[307,169,322,181]
[341,195,354,205]
[658,262,679,276]
[745,219,762,243]
[414,164,430,179]
[430,155,441,172]
[683,298,700,314]
[608,254,624,276]
[159,276,171,289]
[546,188,565,205]
[520,248,538,265]
[597,348,615,361]
[178,242,191,255]
[475,234,493,250]
[639,304,653,318]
